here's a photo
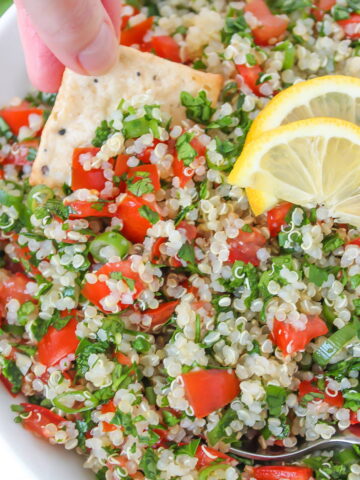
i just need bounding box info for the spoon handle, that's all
[229,433,360,462]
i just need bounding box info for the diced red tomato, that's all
[0,272,33,306]
[311,0,336,21]
[173,155,194,187]
[20,403,65,439]
[71,147,108,192]
[298,380,344,408]
[82,259,145,313]
[136,139,165,164]
[195,445,236,469]
[0,103,43,136]
[68,200,116,218]
[114,153,130,177]
[177,221,197,241]
[101,400,117,432]
[38,315,79,367]
[0,169,3,179]
[236,64,264,96]
[267,202,293,237]
[347,237,360,247]
[115,352,132,366]
[151,237,166,263]
[150,36,182,62]
[107,455,144,479]
[271,316,328,355]
[142,300,179,330]
[127,164,161,192]
[121,17,154,46]
[244,0,289,46]
[181,369,240,418]
[116,193,160,243]
[252,466,313,480]
[2,140,39,166]
[121,6,140,29]
[350,410,360,425]
[338,14,360,39]
[227,227,267,266]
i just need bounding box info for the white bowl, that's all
[0,7,91,480]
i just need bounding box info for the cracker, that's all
[30,46,223,187]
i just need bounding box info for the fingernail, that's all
[78,21,118,74]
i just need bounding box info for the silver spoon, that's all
[229,429,360,462]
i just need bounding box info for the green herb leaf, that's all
[322,234,344,253]
[176,132,196,166]
[177,241,196,265]
[139,205,160,225]
[308,264,329,287]
[162,409,180,426]
[1,358,23,394]
[180,91,215,125]
[207,408,237,446]
[267,0,312,14]
[266,384,287,417]
[139,448,159,480]
[127,175,154,197]
[92,119,118,147]
[174,438,201,457]
[75,339,109,377]
[123,117,151,139]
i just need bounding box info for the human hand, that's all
[14,0,121,92]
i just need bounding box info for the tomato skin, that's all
[298,380,344,408]
[0,104,43,135]
[227,227,267,266]
[338,14,360,39]
[115,352,132,366]
[244,0,289,46]
[195,445,236,469]
[136,139,165,164]
[20,403,65,439]
[116,193,159,243]
[267,202,293,237]
[350,411,360,425]
[173,155,194,187]
[38,316,79,367]
[82,259,145,313]
[150,36,182,62]
[236,64,263,96]
[114,153,130,176]
[68,200,115,218]
[271,316,328,355]
[0,373,19,397]
[253,466,313,480]
[177,221,197,241]
[127,164,161,192]
[71,147,109,191]
[182,369,240,418]
[121,17,154,46]
[0,272,33,306]
[101,400,117,432]
[142,300,179,330]
[311,0,336,21]
[348,237,360,247]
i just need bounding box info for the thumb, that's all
[18,0,119,76]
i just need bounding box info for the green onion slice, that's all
[313,322,359,367]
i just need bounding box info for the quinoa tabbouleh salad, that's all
[1,0,360,479]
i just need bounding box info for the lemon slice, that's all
[246,75,360,144]
[228,117,360,226]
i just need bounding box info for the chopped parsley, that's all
[175,132,196,166]
[139,205,160,224]
[180,90,215,125]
